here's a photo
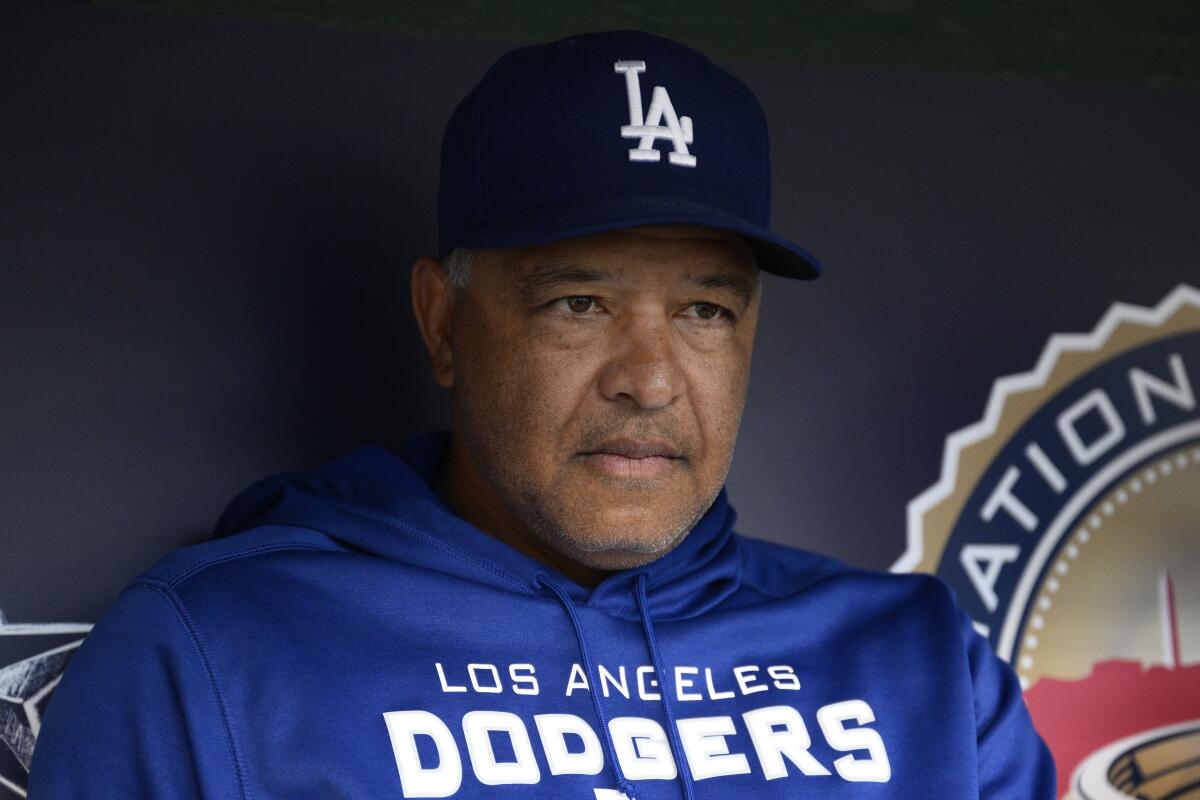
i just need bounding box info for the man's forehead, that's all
[500,224,757,272]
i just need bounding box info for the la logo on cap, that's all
[614,60,696,167]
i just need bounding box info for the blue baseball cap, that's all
[437,29,822,280]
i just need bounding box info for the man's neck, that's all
[436,438,615,589]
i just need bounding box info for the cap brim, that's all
[447,192,822,280]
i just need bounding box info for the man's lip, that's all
[580,438,682,459]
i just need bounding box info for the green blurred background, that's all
[94,0,1200,88]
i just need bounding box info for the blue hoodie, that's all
[28,430,1055,799]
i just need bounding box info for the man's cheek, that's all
[521,352,595,398]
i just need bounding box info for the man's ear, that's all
[410,256,456,389]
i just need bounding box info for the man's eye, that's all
[687,302,733,323]
[554,296,598,315]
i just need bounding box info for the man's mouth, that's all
[584,437,682,459]
[578,438,683,479]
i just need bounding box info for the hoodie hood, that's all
[213,429,743,622]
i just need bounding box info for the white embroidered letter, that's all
[614,60,696,167]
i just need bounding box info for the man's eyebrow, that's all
[515,261,758,310]
[515,263,615,301]
[683,271,758,311]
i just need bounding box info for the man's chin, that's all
[552,523,691,569]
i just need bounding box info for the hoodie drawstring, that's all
[534,572,698,800]
[534,573,638,799]
[634,572,697,800]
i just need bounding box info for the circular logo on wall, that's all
[895,284,1200,799]
[0,609,91,798]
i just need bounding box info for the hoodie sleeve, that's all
[26,581,243,800]
[960,607,1057,800]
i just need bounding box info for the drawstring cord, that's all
[534,571,700,800]
[534,573,638,800]
[635,572,698,800]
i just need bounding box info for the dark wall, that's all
[3,0,1197,628]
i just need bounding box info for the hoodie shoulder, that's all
[734,533,848,597]
[136,524,344,589]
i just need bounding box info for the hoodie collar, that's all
[213,429,743,621]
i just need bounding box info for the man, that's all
[29,29,1055,799]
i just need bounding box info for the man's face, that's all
[445,224,760,571]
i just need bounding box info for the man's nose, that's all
[597,313,685,410]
